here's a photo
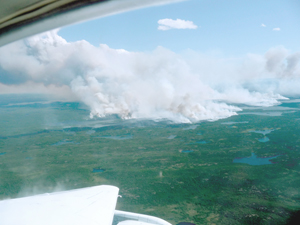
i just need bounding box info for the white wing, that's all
[0,185,119,225]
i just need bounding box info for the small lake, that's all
[92,168,106,173]
[183,125,198,130]
[167,135,176,139]
[98,134,133,140]
[52,140,79,146]
[248,129,275,135]
[221,121,248,125]
[239,111,282,116]
[188,140,208,144]
[233,153,279,165]
[0,152,6,156]
[239,111,295,117]
[258,136,269,142]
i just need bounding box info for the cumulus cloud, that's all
[158,18,198,30]
[273,27,281,31]
[261,23,266,27]
[0,30,299,123]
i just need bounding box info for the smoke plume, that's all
[0,29,299,123]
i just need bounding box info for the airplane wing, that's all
[0,185,119,225]
[0,185,172,225]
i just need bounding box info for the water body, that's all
[221,121,248,125]
[188,141,208,144]
[52,140,79,146]
[0,152,6,156]
[258,136,270,142]
[167,135,176,139]
[181,150,194,153]
[98,134,133,140]
[240,111,295,117]
[233,153,279,165]
[183,125,198,130]
[92,168,106,173]
[0,129,53,140]
[248,129,275,135]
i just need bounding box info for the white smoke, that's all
[0,30,299,123]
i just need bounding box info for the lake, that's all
[233,153,279,165]
[248,129,275,135]
[221,121,248,125]
[167,135,176,139]
[258,136,270,142]
[188,141,208,145]
[98,134,133,140]
[92,168,106,173]
[183,125,198,130]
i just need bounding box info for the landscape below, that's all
[0,94,300,225]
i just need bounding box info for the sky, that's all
[58,0,300,56]
[0,0,299,123]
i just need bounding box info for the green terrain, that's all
[0,94,300,224]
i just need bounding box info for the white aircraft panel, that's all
[0,185,119,225]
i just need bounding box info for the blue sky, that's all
[58,0,300,57]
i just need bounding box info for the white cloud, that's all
[158,18,197,30]
[261,23,266,27]
[273,27,281,31]
[0,31,299,123]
